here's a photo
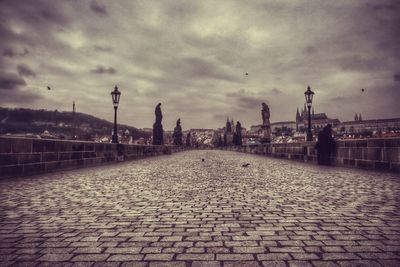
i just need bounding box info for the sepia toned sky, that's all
[0,0,399,130]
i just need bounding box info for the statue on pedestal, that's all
[152,103,164,145]
[233,121,243,146]
[224,117,233,146]
[172,118,183,146]
[260,102,271,143]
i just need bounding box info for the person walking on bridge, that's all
[315,124,336,166]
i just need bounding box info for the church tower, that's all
[296,108,300,131]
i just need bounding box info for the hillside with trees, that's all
[0,107,150,141]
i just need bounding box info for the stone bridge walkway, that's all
[0,150,400,267]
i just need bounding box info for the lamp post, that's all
[110,85,121,143]
[304,85,314,142]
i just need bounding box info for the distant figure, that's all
[202,158,205,162]
[47,86,51,90]
[315,124,336,166]
[261,102,270,126]
[242,163,250,167]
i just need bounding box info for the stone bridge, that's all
[1,150,399,267]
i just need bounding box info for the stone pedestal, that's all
[152,122,164,145]
[259,125,271,143]
[226,133,233,146]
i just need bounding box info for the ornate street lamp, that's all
[110,85,121,143]
[304,85,314,142]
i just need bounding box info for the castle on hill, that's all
[295,103,340,132]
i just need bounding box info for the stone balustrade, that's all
[1,136,398,178]
[222,138,400,173]
[0,137,186,178]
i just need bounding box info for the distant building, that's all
[248,104,400,142]
[296,104,340,132]
[336,118,400,133]
[142,128,153,133]
[250,105,340,137]
[250,125,262,133]
[270,121,296,135]
[189,128,215,147]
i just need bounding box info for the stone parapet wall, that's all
[0,137,186,178]
[222,138,400,173]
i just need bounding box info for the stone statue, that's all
[155,103,162,124]
[224,118,233,146]
[261,102,270,126]
[260,102,271,143]
[172,118,183,146]
[152,103,164,145]
[233,121,242,146]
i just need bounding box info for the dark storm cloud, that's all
[90,1,108,15]
[90,65,116,74]
[330,96,346,102]
[235,96,262,109]
[0,87,43,105]
[17,64,36,77]
[0,72,26,90]
[93,45,113,52]
[336,55,386,72]
[304,46,317,55]
[271,88,281,94]
[182,57,237,82]
[2,48,29,58]
[0,0,399,129]
[2,48,14,58]
[323,85,400,120]
[0,0,71,27]
[226,90,264,109]
[365,2,399,12]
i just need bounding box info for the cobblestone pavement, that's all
[1,150,400,267]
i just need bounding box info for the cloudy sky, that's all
[0,0,399,130]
